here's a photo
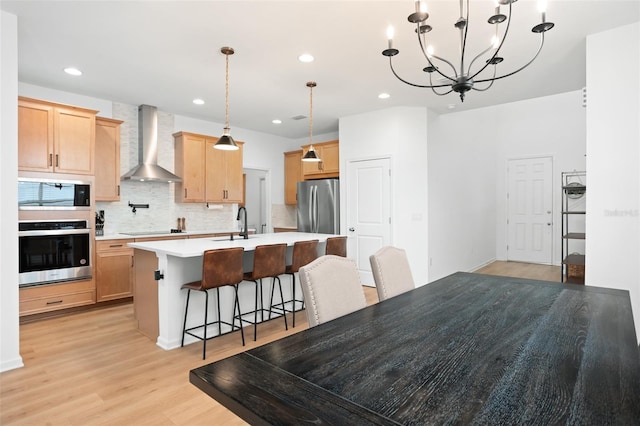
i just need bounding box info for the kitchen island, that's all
[128,232,337,350]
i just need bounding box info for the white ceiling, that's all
[2,1,639,139]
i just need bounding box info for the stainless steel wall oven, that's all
[19,220,92,287]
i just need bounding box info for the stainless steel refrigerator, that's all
[297,179,340,234]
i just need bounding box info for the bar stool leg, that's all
[276,276,288,330]
[216,288,222,336]
[181,289,191,347]
[233,284,245,346]
[203,290,209,360]
[254,280,259,341]
[292,274,296,328]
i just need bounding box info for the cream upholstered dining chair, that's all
[369,246,415,301]
[298,255,367,327]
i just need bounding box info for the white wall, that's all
[427,91,586,282]
[493,91,586,264]
[339,107,429,286]
[1,10,23,372]
[586,22,640,341]
[427,107,498,281]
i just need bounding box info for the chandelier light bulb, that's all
[387,25,394,41]
[426,45,434,58]
[538,0,548,13]
[491,35,500,49]
[419,1,427,14]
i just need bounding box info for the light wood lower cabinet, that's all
[19,280,96,316]
[96,239,134,302]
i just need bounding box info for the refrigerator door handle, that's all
[312,185,318,233]
[307,186,314,232]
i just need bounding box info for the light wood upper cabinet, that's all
[174,132,207,203]
[18,99,54,172]
[284,150,302,205]
[174,131,244,203]
[18,97,97,175]
[95,117,124,201]
[206,138,244,203]
[301,140,339,179]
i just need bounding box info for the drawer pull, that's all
[46,300,63,305]
[109,244,124,248]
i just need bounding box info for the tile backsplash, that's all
[96,102,237,234]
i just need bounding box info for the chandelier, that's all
[214,46,239,150]
[382,0,555,102]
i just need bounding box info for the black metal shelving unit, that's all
[561,171,586,284]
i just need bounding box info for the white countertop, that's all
[96,229,249,241]
[128,232,338,258]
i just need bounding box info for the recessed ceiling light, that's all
[378,93,391,99]
[447,104,456,109]
[193,99,205,105]
[298,53,314,63]
[64,67,82,76]
[272,119,282,124]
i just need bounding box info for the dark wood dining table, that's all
[189,272,640,425]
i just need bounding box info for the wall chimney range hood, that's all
[121,105,182,183]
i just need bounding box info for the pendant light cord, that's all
[224,51,230,131]
[309,83,313,144]
[307,81,316,145]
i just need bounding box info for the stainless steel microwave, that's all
[18,178,91,210]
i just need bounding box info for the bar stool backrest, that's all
[202,247,245,290]
[325,236,347,257]
[289,240,319,273]
[250,244,287,279]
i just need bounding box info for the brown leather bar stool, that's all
[235,243,288,341]
[325,236,347,257]
[181,247,245,360]
[270,239,318,327]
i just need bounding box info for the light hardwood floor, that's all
[1,261,557,425]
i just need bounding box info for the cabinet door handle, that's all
[117,185,120,196]
[46,300,63,305]
[184,188,188,198]
[55,154,59,167]
[131,256,134,268]
[49,153,53,167]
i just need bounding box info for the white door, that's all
[507,157,553,264]
[346,157,392,286]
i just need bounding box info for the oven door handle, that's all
[19,228,91,237]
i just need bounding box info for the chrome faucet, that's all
[236,206,248,239]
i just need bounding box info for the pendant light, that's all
[302,81,321,162]
[214,46,239,151]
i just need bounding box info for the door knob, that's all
[348,227,355,232]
